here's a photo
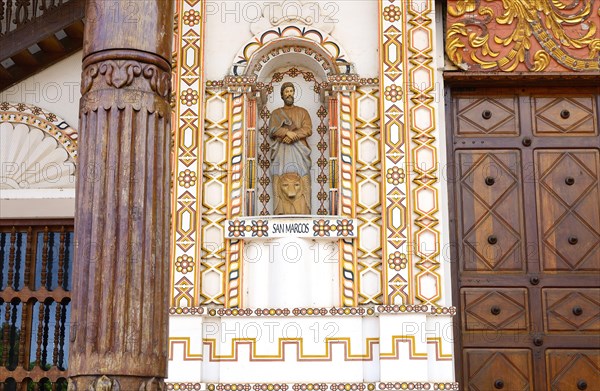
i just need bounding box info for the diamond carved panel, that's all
[458,151,526,272]
[465,349,532,391]
[543,289,600,332]
[455,97,519,136]
[462,288,529,331]
[536,150,600,272]
[533,96,598,135]
[547,350,600,391]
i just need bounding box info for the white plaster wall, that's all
[0,51,82,127]
[243,237,339,307]
[204,1,379,80]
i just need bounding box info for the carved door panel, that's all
[535,150,600,272]
[449,88,600,390]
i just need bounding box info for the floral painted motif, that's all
[180,88,199,106]
[382,5,401,22]
[383,84,402,102]
[182,9,201,26]
[336,219,354,236]
[228,220,246,238]
[385,167,405,185]
[251,220,269,237]
[313,219,331,237]
[178,169,197,188]
[175,254,195,274]
[387,251,407,271]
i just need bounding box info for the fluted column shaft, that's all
[69,1,174,389]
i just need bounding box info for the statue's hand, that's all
[286,132,299,142]
[282,136,292,144]
[273,127,289,138]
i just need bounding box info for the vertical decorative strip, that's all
[227,94,246,218]
[245,98,257,216]
[338,92,356,217]
[338,91,358,306]
[328,97,339,215]
[379,0,411,304]
[407,1,442,306]
[171,0,206,308]
[225,94,246,308]
[355,86,383,304]
[257,106,271,216]
[198,88,229,306]
[316,105,329,215]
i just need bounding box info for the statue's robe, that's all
[269,105,312,214]
[269,105,312,177]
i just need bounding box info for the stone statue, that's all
[269,82,312,215]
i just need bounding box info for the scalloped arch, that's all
[0,102,78,159]
[231,25,353,78]
[0,102,78,189]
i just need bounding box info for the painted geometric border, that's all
[379,0,443,306]
[406,1,443,306]
[171,0,206,307]
[166,383,459,390]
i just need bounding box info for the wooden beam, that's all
[0,28,83,91]
[38,35,66,53]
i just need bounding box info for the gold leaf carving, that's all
[532,50,550,71]
[446,0,600,72]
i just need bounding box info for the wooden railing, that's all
[0,222,72,390]
[0,0,85,91]
[0,0,73,36]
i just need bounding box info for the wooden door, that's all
[448,87,600,390]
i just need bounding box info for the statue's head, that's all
[280,82,295,106]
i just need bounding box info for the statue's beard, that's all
[283,96,294,106]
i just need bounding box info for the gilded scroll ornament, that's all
[446,0,600,72]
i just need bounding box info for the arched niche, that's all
[229,26,355,217]
[221,26,361,308]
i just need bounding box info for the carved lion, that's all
[273,172,310,215]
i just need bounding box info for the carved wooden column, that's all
[69,1,174,389]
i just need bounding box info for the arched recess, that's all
[0,102,78,218]
[225,25,357,217]
[230,25,353,78]
[222,25,361,308]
